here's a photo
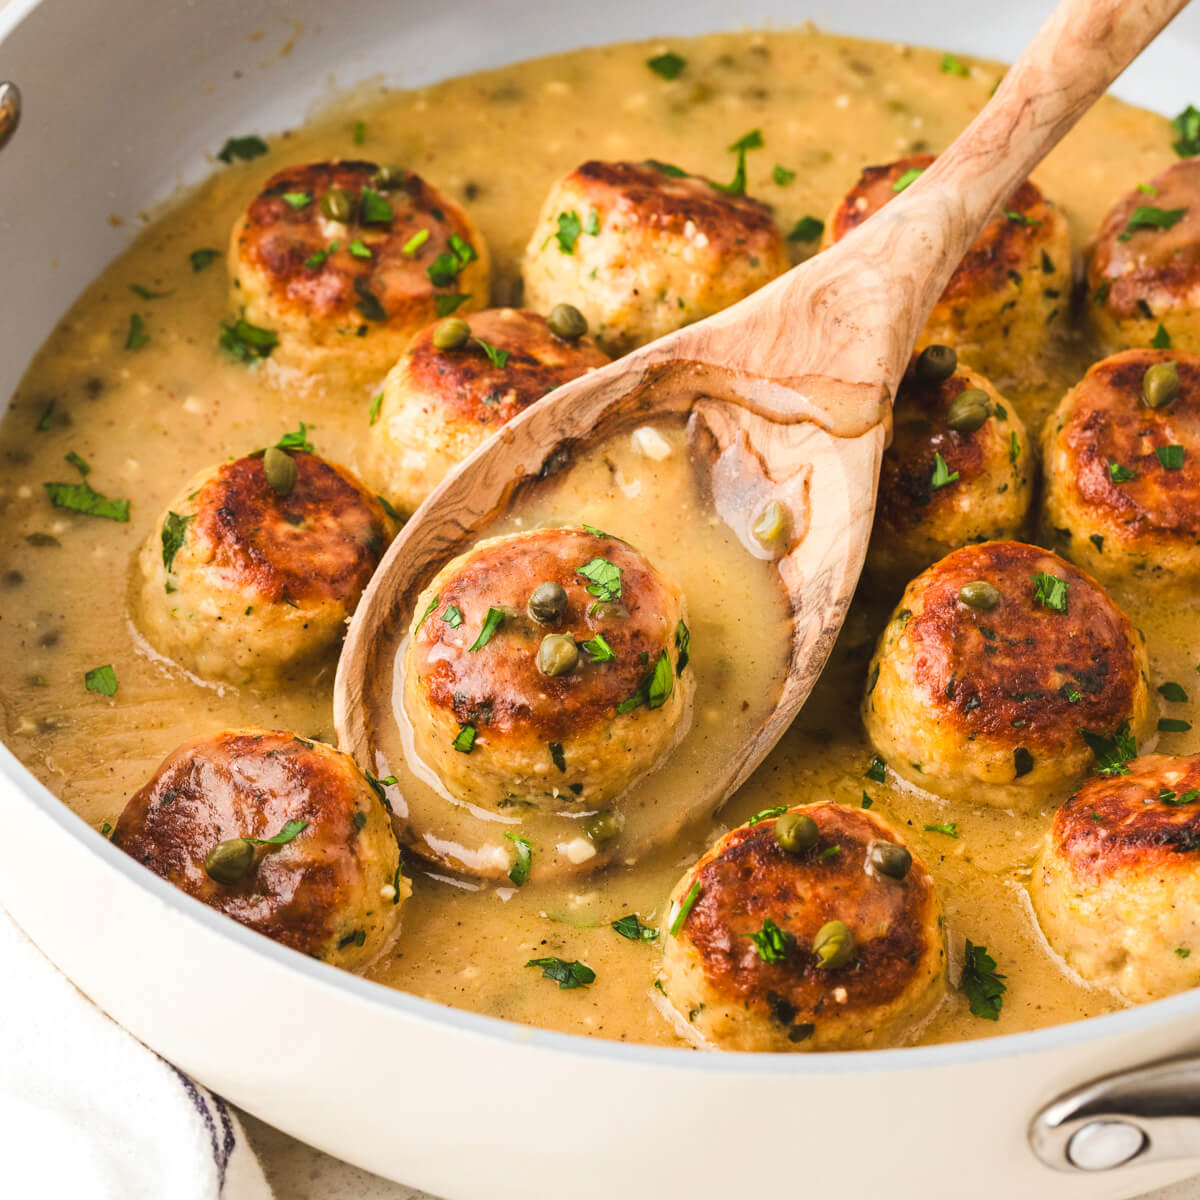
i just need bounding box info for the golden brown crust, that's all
[232,160,485,335]
[1050,754,1200,884]
[410,528,681,742]
[112,730,398,958]
[402,309,607,428]
[678,804,939,1024]
[186,451,390,607]
[1051,349,1200,545]
[902,542,1142,752]
[829,154,1057,302]
[1088,160,1200,324]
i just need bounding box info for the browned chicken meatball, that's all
[228,160,490,389]
[1086,159,1200,354]
[522,160,787,354]
[112,730,407,969]
[402,528,693,857]
[1032,754,1200,1002]
[862,541,1155,808]
[868,352,1032,584]
[135,447,393,686]
[824,153,1070,383]
[658,803,945,1051]
[368,308,609,514]
[1042,348,1200,585]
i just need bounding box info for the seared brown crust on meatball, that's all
[522,160,787,354]
[659,803,945,1051]
[135,451,392,685]
[862,541,1155,807]
[229,160,490,385]
[869,359,1032,582]
[826,154,1070,381]
[112,730,407,969]
[1042,349,1200,583]
[368,309,608,514]
[1086,159,1200,353]
[403,528,692,816]
[1032,754,1200,1001]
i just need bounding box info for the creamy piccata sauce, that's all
[0,27,1194,1048]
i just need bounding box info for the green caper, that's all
[957,580,1001,610]
[752,499,788,546]
[547,303,588,341]
[263,446,298,498]
[869,840,912,880]
[528,581,568,624]
[774,812,819,854]
[537,633,579,677]
[915,343,958,384]
[583,810,621,843]
[372,164,407,190]
[320,187,357,223]
[813,920,854,969]
[1143,361,1181,408]
[432,317,471,351]
[945,388,991,433]
[204,838,254,886]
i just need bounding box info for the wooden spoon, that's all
[337,0,1188,824]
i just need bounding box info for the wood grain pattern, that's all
[336,0,1190,828]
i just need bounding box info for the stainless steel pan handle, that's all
[0,81,20,150]
[1030,1056,1200,1173]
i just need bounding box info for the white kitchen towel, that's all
[0,907,274,1200]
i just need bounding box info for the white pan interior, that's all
[4,2,1200,1197]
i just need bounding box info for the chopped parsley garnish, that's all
[891,166,924,193]
[125,313,149,350]
[940,52,969,76]
[84,664,118,697]
[646,159,688,178]
[129,283,173,300]
[1108,459,1136,483]
[861,792,873,809]
[65,450,89,477]
[577,557,622,602]
[525,957,595,989]
[616,650,673,714]
[646,51,686,79]
[1003,208,1041,226]
[441,604,463,629]
[281,191,311,209]
[377,494,401,521]
[745,917,796,964]
[1156,444,1185,470]
[219,318,278,362]
[1159,681,1189,703]
[45,480,130,522]
[1009,430,1021,464]
[468,607,505,652]
[668,880,701,937]
[474,338,509,369]
[612,913,659,941]
[787,215,824,242]
[549,742,566,772]
[930,452,958,489]
[1159,717,1193,734]
[1164,789,1200,807]
[276,423,314,453]
[818,844,841,860]
[504,832,532,885]
[747,805,788,825]
[711,128,764,197]
[1060,683,1082,704]
[304,245,332,269]
[36,399,55,432]
[1032,571,1069,613]
[582,632,617,662]
[353,276,388,321]
[368,392,383,425]
[555,210,583,254]
[402,228,430,255]
[581,523,614,539]
[364,771,396,805]
[452,723,477,753]
[1117,205,1187,241]
[1178,947,1193,958]
[961,940,1006,1020]
[352,120,367,145]
[1153,323,1173,348]
[772,164,796,187]
[1171,104,1200,157]
[427,235,477,287]
[415,593,440,633]
[675,619,690,674]
[1081,721,1137,776]
[925,822,959,838]
[435,292,471,317]
[865,755,887,783]
[216,134,268,164]
[359,187,394,224]
[583,209,601,236]
[189,248,220,272]
[246,819,308,846]
[161,512,193,573]
[348,238,372,259]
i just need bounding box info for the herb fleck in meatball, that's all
[862,541,1155,808]
[112,729,407,970]
[522,160,787,355]
[658,803,945,1051]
